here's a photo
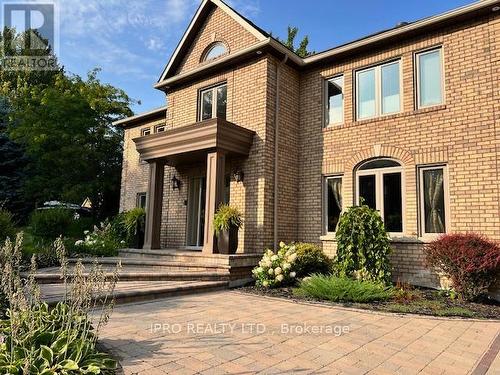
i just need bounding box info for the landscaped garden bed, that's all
[247,203,500,320]
[238,284,500,319]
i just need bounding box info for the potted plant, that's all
[213,204,243,254]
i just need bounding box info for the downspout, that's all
[274,54,288,250]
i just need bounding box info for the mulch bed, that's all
[238,285,500,320]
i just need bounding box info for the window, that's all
[136,193,147,209]
[202,42,227,62]
[199,84,227,121]
[416,48,443,108]
[325,75,344,126]
[155,125,165,133]
[324,176,342,233]
[141,128,151,136]
[356,159,404,233]
[419,165,448,235]
[356,60,401,119]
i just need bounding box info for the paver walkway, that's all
[97,291,500,375]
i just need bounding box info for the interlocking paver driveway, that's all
[97,291,500,374]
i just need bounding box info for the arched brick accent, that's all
[346,144,415,171]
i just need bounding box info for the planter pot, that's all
[130,224,145,249]
[217,225,239,254]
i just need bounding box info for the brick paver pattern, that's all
[97,291,500,374]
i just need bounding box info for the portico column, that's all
[143,159,165,250]
[203,150,226,253]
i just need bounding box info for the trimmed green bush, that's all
[0,209,16,242]
[29,208,74,242]
[335,203,392,284]
[294,275,393,303]
[294,242,332,277]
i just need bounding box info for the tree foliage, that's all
[275,26,314,58]
[334,203,392,284]
[0,27,134,219]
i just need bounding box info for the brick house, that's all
[115,0,500,289]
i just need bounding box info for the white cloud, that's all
[146,37,165,51]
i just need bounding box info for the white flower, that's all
[279,241,285,248]
[256,267,263,273]
[120,240,126,244]
[268,268,274,275]
[84,230,89,235]
[289,272,296,278]
[262,280,269,287]
[75,240,84,246]
[276,274,284,282]
[274,267,282,275]
[264,260,272,268]
[271,255,278,261]
[283,263,291,270]
[288,253,297,262]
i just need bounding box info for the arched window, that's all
[356,158,404,233]
[202,42,227,62]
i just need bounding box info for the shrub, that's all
[0,209,16,242]
[73,222,120,257]
[0,234,119,373]
[424,233,500,301]
[294,275,394,303]
[253,242,298,287]
[294,242,332,277]
[121,208,146,247]
[335,204,392,284]
[29,208,74,242]
[213,204,243,236]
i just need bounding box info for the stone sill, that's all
[320,235,437,244]
[323,104,447,132]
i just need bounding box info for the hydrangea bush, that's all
[253,242,298,288]
[74,222,120,257]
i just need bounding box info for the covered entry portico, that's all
[133,118,255,253]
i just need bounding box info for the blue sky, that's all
[58,0,473,114]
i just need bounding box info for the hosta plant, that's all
[253,242,298,288]
[0,233,120,374]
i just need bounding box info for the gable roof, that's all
[156,0,499,90]
[157,0,268,82]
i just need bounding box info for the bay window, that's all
[356,60,401,120]
[356,159,404,233]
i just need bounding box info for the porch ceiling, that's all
[133,118,255,164]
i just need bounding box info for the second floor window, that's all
[416,47,443,108]
[199,83,227,121]
[325,75,344,126]
[356,60,401,120]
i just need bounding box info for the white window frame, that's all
[415,47,445,109]
[155,125,165,133]
[325,75,344,127]
[136,192,147,209]
[355,59,403,120]
[141,127,151,136]
[323,175,343,234]
[418,164,450,237]
[198,83,227,121]
[355,160,405,236]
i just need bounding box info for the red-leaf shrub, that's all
[424,233,500,301]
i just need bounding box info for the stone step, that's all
[40,280,228,305]
[66,257,229,271]
[32,270,230,284]
[118,248,233,266]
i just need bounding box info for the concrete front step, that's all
[67,257,229,272]
[40,280,228,305]
[32,271,230,284]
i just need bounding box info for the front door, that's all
[186,176,206,248]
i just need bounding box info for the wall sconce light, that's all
[233,170,244,183]
[171,176,181,190]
